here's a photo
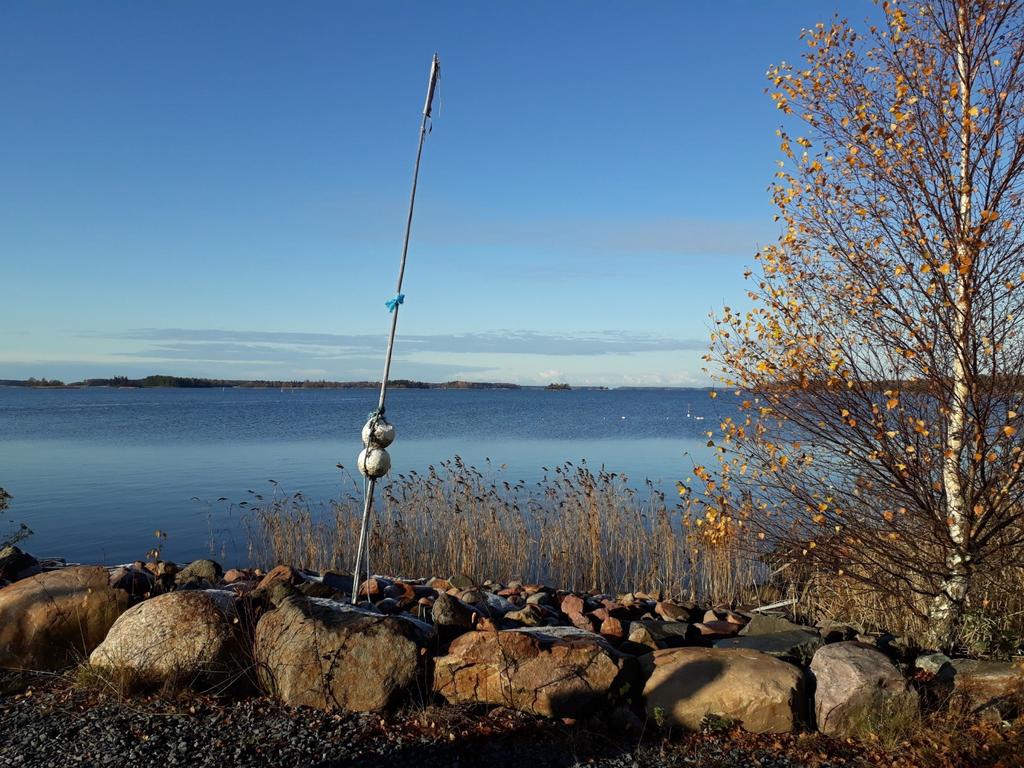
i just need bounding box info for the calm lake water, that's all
[0,386,727,565]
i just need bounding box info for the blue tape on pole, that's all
[385,294,405,312]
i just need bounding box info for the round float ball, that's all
[361,418,396,448]
[357,447,391,478]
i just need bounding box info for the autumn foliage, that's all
[706,0,1024,650]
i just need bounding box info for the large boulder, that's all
[0,566,128,682]
[255,595,432,712]
[433,626,632,717]
[936,659,1024,720]
[89,590,239,686]
[809,641,917,736]
[641,647,806,733]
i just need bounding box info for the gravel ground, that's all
[0,678,997,768]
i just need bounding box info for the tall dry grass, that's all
[235,457,1024,654]
[241,458,759,605]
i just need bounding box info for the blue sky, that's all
[1,1,876,386]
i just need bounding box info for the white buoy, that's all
[361,417,396,448]
[357,447,391,478]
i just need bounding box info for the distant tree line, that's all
[0,377,65,387]
[0,375,524,390]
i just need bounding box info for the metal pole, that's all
[352,54,440,603]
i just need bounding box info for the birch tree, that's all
[708,0,1024,650]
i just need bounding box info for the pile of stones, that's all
[1,545,1022,738]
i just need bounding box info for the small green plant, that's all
[651,706,667,729]
[700,713,739,734]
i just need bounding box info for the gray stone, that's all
[714,630,822,665]
[740,614,810,636]
[298,581,337,599]
[319,571,355,593]
[809,641,917,737]
[625,619,693,651]
[0,546,39,582]
[176,559,223,585]
[450,574,476,590]
[936,659,1024,720]
[914,652,952,675]
[432,592,477,629]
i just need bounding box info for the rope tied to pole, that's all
[351,53,441,604]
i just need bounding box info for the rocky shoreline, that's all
[1,547,1022,767]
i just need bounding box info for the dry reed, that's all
[241,458,758,605]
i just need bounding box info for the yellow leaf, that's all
[886,398,899,410]
[969,106,980,117]
[1004,425,1017,437]
[937,263,951,275]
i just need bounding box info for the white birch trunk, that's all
[929,1,974,651]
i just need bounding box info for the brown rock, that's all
[591,607,610,622]
[560,594,586,615]
[656,601,695,623]
[642,646,806,733]
[223,568,248,584]
[0,566,128,679]
[600,616,625,641]
[569,610,599,632]
[693,620,741,639]
[434,626,630,717]
[89,590,239,685]
[257,564,303,591]
[475,617,500,632]
[255,595,432,711]
[722,609,747,626]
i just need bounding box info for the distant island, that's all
[0,376,717,392]
[0,375,525,390]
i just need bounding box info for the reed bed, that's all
[237,456,1024,654]
[242,457,759,605]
